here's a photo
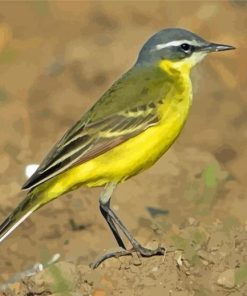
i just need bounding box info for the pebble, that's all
[217,269,235,289]
[197,250,215,264]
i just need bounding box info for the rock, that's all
[188,217,198,226]
[197,250,216,264]
[217,269,235,289]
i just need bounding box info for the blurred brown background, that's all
[0,1,246,294]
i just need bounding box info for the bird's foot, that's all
[90,244,165,269]
[133,244,165,257]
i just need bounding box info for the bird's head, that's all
[137,28,235,73]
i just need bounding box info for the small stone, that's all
[200,259,209,266]
[217,269,235,289]
[151,266,158,272]
[188,217,197,226]
[197,250,215,264]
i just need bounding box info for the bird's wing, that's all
[22,66,171,190]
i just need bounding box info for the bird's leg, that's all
[99,185,126,249]
[104,204,165,256]
[90,183,129,269]
[90,182,165,269]
[100,203,126,249]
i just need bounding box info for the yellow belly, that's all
[37,73,192,202]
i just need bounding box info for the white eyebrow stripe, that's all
[155,40,199,50]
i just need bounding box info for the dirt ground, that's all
[0,1,246,295]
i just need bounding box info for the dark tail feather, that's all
[0,190,40,243]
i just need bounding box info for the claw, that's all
[90,245,166,269]
[90,248,132,269]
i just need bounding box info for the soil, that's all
[0,1,246,295]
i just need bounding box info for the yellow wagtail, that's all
[0,28,234,268]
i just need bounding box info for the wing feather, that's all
[22,104,159,189]
[22,66,171,190]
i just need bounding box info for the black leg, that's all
[90,188,165,269]
[101,203,165,257]
[99,200,126,249]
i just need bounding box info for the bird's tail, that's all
[0,189,41,243]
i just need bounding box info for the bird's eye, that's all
[180,43,191,52]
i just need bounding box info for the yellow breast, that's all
[39,63,192,201]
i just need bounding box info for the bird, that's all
[0,28,234,268]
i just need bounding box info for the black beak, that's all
[200,43,236,53]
